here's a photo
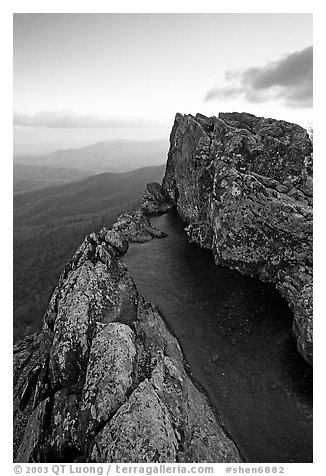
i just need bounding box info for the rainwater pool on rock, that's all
[123,210,312,463]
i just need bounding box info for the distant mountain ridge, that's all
[14,165,166,227]
[13,164,92,194]
[14,139,169,173]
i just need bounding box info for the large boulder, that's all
[162,112,313,365]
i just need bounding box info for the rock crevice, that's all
[14,202,242,463]
[14,110,312,464]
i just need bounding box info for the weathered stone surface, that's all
[277,266,313,363]
[47,237,138,391]
[98,228,129,255]
[150,357,241,463]
[106,182,171,244]
[113,210,168,242]
[13,110,312,464]
[91,380,178,463]
[16,397,51,463]
[13,333,42,458]
[141,181,174,215]
[14,215,241,463]
[162,112,313,365]
[48,389,81,460]
[80,322,137,437]
[91,300,242,463]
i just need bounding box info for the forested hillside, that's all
[13,165,165,341]
[13,164,91,193]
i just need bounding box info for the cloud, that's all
[13,110,145,128]
[204,45,313,109]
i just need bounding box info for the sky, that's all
[13,13,313,154]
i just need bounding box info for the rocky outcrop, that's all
[109,185,172,243]
[13,333,42,458]
[162,112,313,365]
[14,111,312,462]
[141,182,174,215]
[14,208,242,463]
[112,210,168,242]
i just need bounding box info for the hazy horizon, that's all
[14,13,312,156]
[13,136,169,157]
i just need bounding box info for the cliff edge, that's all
[162,112,313,365]
[13,192,241,463]
[14,110,312,463]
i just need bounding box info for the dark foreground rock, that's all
[162,112,313,365]
[13,333,42,458]
[14,224,242,463]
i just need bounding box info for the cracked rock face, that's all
[162,112,313,365]
[141,182,174,215]
[113,209,168,242]
[14,223,242,463]
[13,333,42,458]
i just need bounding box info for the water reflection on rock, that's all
[123,210,312,463]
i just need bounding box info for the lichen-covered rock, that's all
[91,300,242,463]
[98,228,129,255]
[80,322,137,438]
[14,217,241,463]
[162,112,313,365]
[150,357,239,463]
[47,236,138,391]
[107,182,171,243]
[91,380,179,463]
[141,182,174,215]
[113,210,168,242]
[277,266,313,363]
